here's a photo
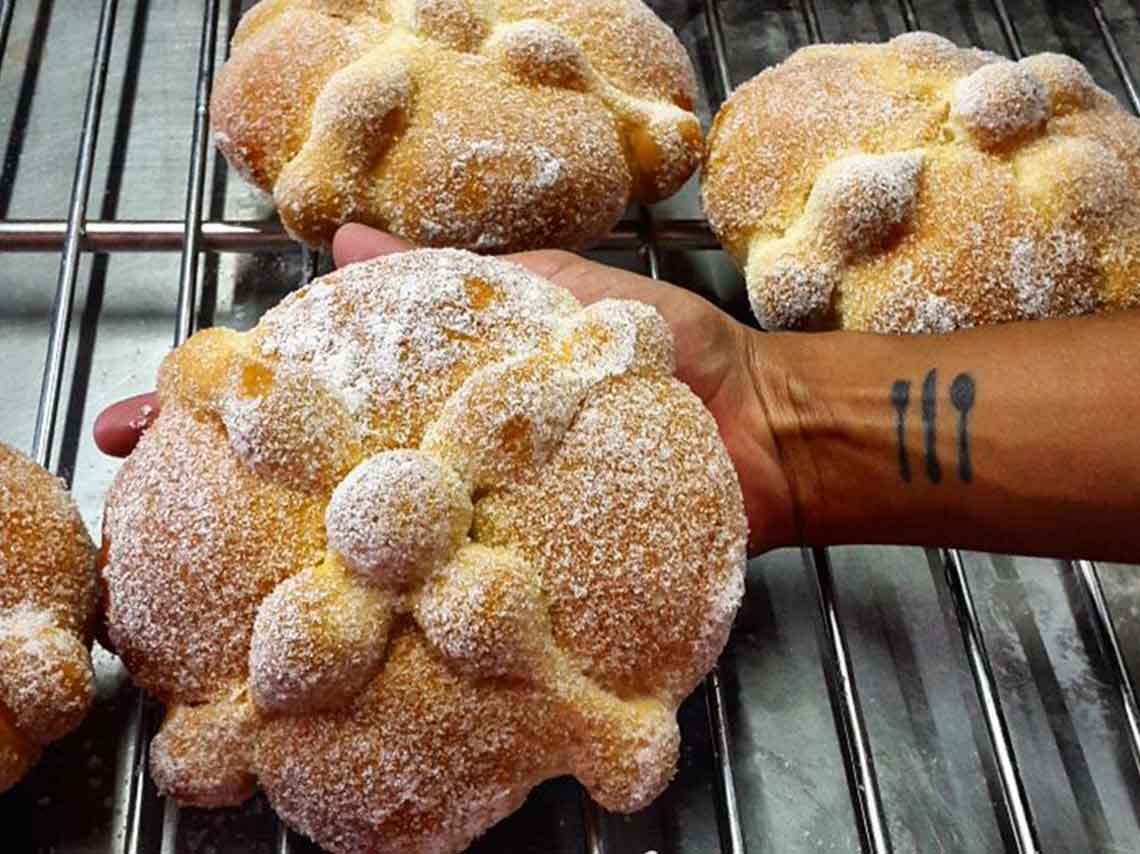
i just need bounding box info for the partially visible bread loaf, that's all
[212,0,704,250]
[703,32,1140,332]
[0,443,97,792]
[101,250,747,853]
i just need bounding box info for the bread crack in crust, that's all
[703,32,1140,332]
[101,249,747,854]
[212,0,704,250]
[0,444,97,793]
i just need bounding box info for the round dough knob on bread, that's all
[0,443,97,792]
[101,249,747,854]
[703,33,1140,332]
[326,450,472,589]
[249,565,392,715]
[211,0,704,249]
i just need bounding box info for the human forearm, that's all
[751,311,1140,560]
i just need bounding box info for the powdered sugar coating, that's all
[807,151,924,256]
[1019,52,1102,115]
[249,566,392,714]
[493,20,590,89]
[421,353,588,490]
[415,544,543,679]
[149,689,258,808]
[326,451,471,588]
[0,443,96,792]
[220,363,364,494]
[475,375,747,702]
[0,606,94,746]
[746,255,839,330]
[704,33,1140,333]
[951,61,1049,148]
[554,298,675,381]
[256,249,579,447]
[211,0,703,247]
[103,406,327,703]
[102,250,747,854]
[0,444,96,637]
[255,627,566,854]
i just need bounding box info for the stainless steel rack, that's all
[2,2,1139,853]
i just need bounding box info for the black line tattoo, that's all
[921,369,942,484]
[890,380,912,483]
[950,373,976,483]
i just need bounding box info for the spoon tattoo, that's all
[950,373,976,483]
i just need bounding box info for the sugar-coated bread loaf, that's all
[101,249,747,854]
[0,443,97,792]
[211,0,704,250]
[703,33,1140,332]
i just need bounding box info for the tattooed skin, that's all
[922,369,941,484]
[891,370,976,484]
[950,373,976,484]
[890,380,912,483]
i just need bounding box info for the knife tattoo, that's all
[922,369,942,484]
[890,380,912,483]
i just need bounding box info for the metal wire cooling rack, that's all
[1,1,1139,853]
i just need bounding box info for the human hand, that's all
[94,224,797,553]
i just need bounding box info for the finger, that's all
[93,392,160,458]
[332,224,414,268]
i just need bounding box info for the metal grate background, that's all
[1,1,1140,852]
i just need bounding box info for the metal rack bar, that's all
[158,798,180,854]
[705,666,747,854]
[1087,0,1140,113]
[940,548,1040,853]
[989,0,1025,59]
[0,0,15,76]
[1075,560,1140,769]
[275,822,293,854]
[637,198,747,854]
[0,217,720,252]
[798,0,823,42]
[174,0,220,345]
[806,548,892,854]
[701,0,733,99]
[793,3,893,851]
[29,0,118,470]
[580,782,605,854]
[120,693,152,854]
[895,0,919,33]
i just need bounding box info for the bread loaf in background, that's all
[703,32,1140,332]
[212,0,704,250]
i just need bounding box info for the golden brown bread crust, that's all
[211,0,703,250]
[0,443,97,792]
[101,249,747,854]
[702,33,1140,332]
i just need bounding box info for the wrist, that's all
[740,329,819,550]
[708,326,805,554]
[742,328,900,550]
